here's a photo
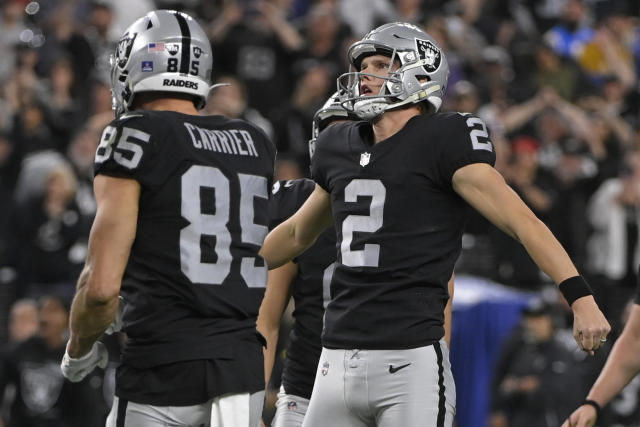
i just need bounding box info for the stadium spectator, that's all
[586,150,640,334]
[489,136,559,288]
[6,299,38,344]
[544,0,594,61]
[576,5,637,90]
[40,57,83,153]
[271,60,333,168]
[337,0,396,37]
[209,0,304,118]
[204,74,274,140]
[0,1,27,82]
[0,295,109,427]
[489,300,584,427]
[533,42,591,102]
[7,163,83,302]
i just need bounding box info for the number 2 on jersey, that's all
[460,113,492,152]
[180,165,268,287]
[341,179,386,267]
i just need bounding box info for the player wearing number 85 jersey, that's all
[259,22,610,427]
[60,10,275,427]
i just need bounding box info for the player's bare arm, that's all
[257,261,298,386]
[444,274,454,348]
[259,184,333,269]
[67,175,140,358]
[562,303,640,427]
[452,162,610,352]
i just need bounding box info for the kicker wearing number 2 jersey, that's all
[94,110,276,404]
[311,111,495,350]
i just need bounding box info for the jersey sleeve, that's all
[268,179,315,230]
[436,113,496,186]
[93,113,158,187]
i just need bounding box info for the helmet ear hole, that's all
[416,75,430,83]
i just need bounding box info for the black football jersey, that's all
[311,112,496,349]
[94,110,276,369]
[267,178,336,400]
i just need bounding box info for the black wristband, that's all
[582,399,601,417]
[559,276,593,306]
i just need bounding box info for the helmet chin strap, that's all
[370,83,443,117]
[353,98,388,120]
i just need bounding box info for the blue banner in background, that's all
[450,276,535,427]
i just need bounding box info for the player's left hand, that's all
[61,341,109,382]
[561,403,597,427]
[571,295,610,355]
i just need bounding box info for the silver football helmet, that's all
[309,91,356,160]
[337,22,449,120]
[110,10,213,117]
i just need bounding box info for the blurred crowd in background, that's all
[1,0,640,426]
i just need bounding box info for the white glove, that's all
[60,341,109,382]
[105,296,124,335]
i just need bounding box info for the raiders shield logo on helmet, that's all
[166,43,180,56]
[116,32,137,69]
[415,39,441,73]
[193,46,202,58]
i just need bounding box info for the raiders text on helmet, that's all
[337,22,450,120]
[110,10,213,117]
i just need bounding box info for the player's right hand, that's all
[571,295,611,355]
[561,403,597,427]
[60,341,109,382]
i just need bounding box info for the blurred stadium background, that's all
[1,0,639,426]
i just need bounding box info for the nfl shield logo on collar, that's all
[321,361,329,376]
[360,152,371,167]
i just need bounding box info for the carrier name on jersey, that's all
[184,123,259,157]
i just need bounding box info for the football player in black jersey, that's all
[60,10,275,427]
[258,95,455,427]
[257,95,344,427]
[563,274,640,427]
[259,23,610,427]
[259,177,334,427]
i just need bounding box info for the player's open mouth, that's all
[361,85,374,95]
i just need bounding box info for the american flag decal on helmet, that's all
[148,42,165,53]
